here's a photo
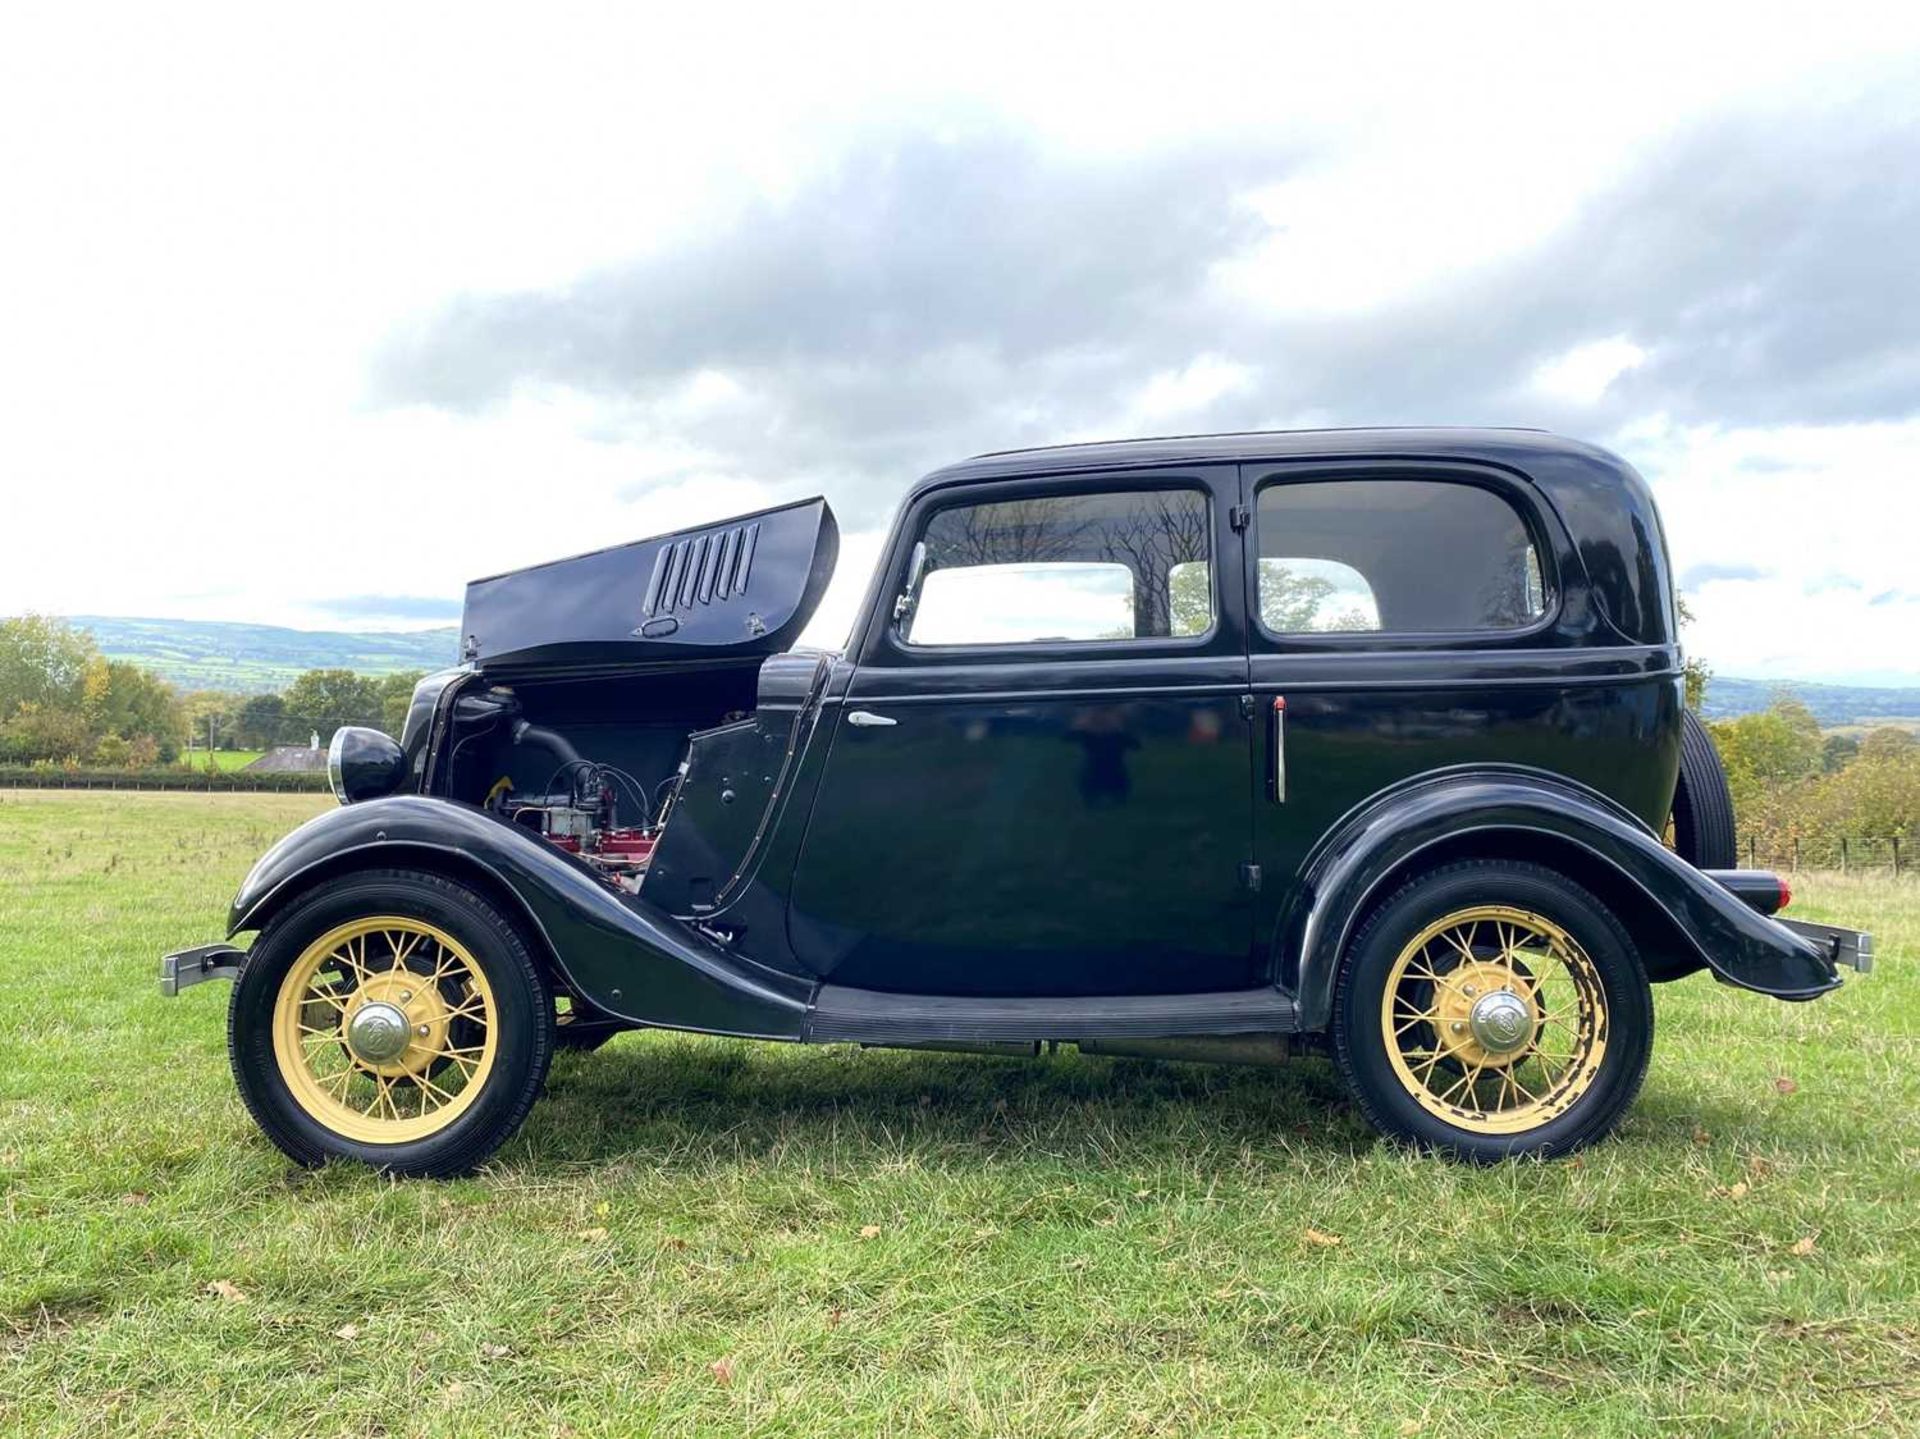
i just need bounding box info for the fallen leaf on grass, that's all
[1773,1076,1798,1095]
[710,1356,736,1386]
[332,1323,360,1341]
[1788,1235,1818,1257]
[1691,1126,1712,1145]
[206,1280,248,1304]
[593,1201,610,1219]
[858,1225,882,1240]
[826,1307,845,1329]
[121,1192,150,1206]
[576,1227,608,1242]
[480,1342,512,1360]
[1302,1228,1343,1248]
[1399,1421,1423,1437]
[1711,1180,1750,1200]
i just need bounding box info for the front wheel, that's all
[228,869,554,1177]
[1331,860,1653,1162]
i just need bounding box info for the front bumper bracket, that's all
[1778,919,1874,975]
[159,944,247,997]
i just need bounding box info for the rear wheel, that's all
[228,869,553,1176]
[1332,860,1653,1162]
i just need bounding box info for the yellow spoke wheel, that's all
[271,916,499,1145]
[1380,904,1609,1136]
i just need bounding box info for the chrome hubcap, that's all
[1468,989,1535,1056]
[345,1000,412,1064]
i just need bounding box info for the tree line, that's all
[1709,695,1917,853]
[0,615,422,767]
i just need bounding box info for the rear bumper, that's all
[1777,919,1874,975]
[159,944,246,997]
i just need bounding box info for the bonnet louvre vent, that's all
[460,496,835,668]
[644,521,760,617]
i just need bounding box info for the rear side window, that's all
[904,488,1212,646]
[1256,478,1546,635]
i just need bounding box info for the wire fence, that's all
[1735,834,1910,877]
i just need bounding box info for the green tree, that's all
[377,671,425,737]
[1709,695,1824,836]
[96,661,183,756]
[1676,596,1710,710]
[179,689,244,752]
[0,703,93,763]
[280,669,382,745]
[1859,727,1918,761]
[233,692,289,749]
[0,614,92,715]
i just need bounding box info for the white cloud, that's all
[1621,417,1920,684]
[1532,338,1648,405]
[1128,356,1255,424]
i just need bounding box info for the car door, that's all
[787,467,1256,997]
[1241,460,1665,968]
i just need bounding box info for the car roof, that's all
[902,426,1674,649]
[913,426,1625,493]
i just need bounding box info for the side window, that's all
[903,488,1212,647]
[1256,478,1546,635]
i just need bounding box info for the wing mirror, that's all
[893,540,929,624]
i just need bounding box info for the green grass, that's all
[2,791,1916,1437]
[174,749,267,773]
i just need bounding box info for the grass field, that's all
[2,791,1915,1437]
[174,749,267,773]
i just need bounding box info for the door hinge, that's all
[1229,504,1250,533]
[1240,861,1262,892]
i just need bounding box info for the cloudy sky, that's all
[2,4,1917,683]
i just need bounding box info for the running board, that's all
[805,985,1299,1046]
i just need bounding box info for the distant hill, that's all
[68,616,458,693]
[1701,676,1920,728]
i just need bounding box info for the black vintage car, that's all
[162,428,1871,1172]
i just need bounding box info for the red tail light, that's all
[1776,876,1793,911]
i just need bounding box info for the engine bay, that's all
[437,664,762,895]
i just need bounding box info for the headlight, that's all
[327,726,409,805]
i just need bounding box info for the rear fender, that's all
[1282,767,1840,1030]
[227,796,813,1039]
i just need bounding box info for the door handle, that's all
[847,709,897,728]
[1270,695,1286,803]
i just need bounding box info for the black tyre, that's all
[228,868,554,1177]
[1670,708,1737,869]
[1332,859,1653,1162]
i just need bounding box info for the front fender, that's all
[1283,767,1841,1030]
[228,797,813,1039]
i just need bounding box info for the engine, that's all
[490,757,682,895]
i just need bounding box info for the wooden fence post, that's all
[1840,837,1848,873]
[1893,837,1902,878]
